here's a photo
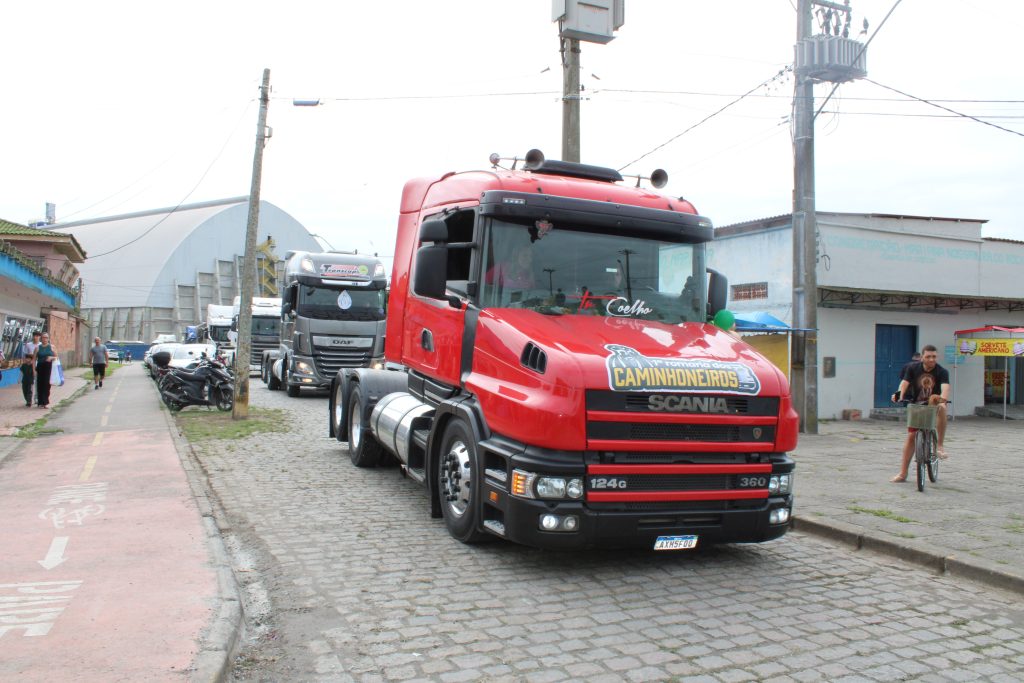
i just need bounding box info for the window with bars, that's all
[731,282,768,300]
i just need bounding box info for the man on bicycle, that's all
[891,344,950,483]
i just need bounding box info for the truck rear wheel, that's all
[437,418,487,543]
[267,359,281,391]
[347,385,383,467]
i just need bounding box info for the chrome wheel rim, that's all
[349,400,362,449]
[333,386,344,431]
[440,440,472,518]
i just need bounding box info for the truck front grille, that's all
[314,348,372,377]
[251,340,277,365]
[587,422,775,443]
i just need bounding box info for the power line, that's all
[272,89,560,103]
[617,66,793,172]
[597,87,1024,105]
[863,79,1024,138]
[86,100,255,259]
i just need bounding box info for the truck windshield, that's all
[252,317,281,336]
[297,285,386,322]
[209,326,231,343]
[479,219,707,323]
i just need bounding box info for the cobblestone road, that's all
[190,385,1024,682]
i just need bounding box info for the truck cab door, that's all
[402,212,475,388]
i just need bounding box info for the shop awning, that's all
[954,325,1022,420]
[954,326,1024,357]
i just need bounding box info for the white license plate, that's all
[653,535,698,551]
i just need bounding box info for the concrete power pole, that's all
[792,0,867,434]
[561,37,581,163]
[233,68,271,421]
[554,0,623,163]
[792,0,818,435]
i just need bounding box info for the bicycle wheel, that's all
[927,431,939,483]
[915,431,927,492]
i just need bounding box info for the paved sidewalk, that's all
[0,363,237,682]
[791,415,1024,594]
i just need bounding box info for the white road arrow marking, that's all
[38,537,69,570]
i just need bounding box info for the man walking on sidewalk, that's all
[90,337,109,390]
[20,330,41,406]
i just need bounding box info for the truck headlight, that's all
[511,470,584,500]
[295,361,314,375]
[768,473,793,495]
[536,477,566,498]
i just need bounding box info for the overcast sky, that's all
[2,0,1021,262]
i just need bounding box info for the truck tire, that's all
[267,359,281,391]
[347,385,383,467]
[260,362,269,385]
[285,363,300,397]
[331,380,346,442]
[437,418,487,543]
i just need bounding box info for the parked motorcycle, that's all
[153,351,234,412]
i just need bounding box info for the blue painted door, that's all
[874,324,917,407]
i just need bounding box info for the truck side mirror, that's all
[282,284,296,315]
[413,245,448,300]
[419,219,448,242]
[706,267,728,316]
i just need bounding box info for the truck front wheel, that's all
[285,363,300,397]
[347,385,383,467]
[437,418,487,543]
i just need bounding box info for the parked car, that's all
[167,343,218,370]
[145,343,180,377]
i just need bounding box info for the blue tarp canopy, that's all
[734,311,794,332]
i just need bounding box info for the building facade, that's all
[710,212,1024,419]
[0,219,87,387]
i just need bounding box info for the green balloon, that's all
[713,309,735,330]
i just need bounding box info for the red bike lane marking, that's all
[0,429,216,681]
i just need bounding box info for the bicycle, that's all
[900,399,949,492]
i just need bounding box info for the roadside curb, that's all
[792,514,1024,596]
[159,398,243,683]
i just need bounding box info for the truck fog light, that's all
[566,478,584,499]
[536,477,567,499]
[540,514,560,531]
[562,515,579,531]
[769,508,790,525]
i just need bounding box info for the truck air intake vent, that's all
[520,343,547,374]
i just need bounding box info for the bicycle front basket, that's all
[906,403,937,430]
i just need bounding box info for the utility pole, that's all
[561,37,581,163]
[792,0,867,434]
[553,0,623,162]
[233,68,270,420]
[792,0,817,434]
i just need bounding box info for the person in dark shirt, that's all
[35,333,56,408]
[891,352,921,402]
[891,345,950,483]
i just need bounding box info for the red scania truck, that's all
[329,151,798,550]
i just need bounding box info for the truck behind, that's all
[264,251,387,397]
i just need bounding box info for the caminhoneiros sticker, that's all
[604,344,760,395]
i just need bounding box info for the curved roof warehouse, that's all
[51,197,319,341]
